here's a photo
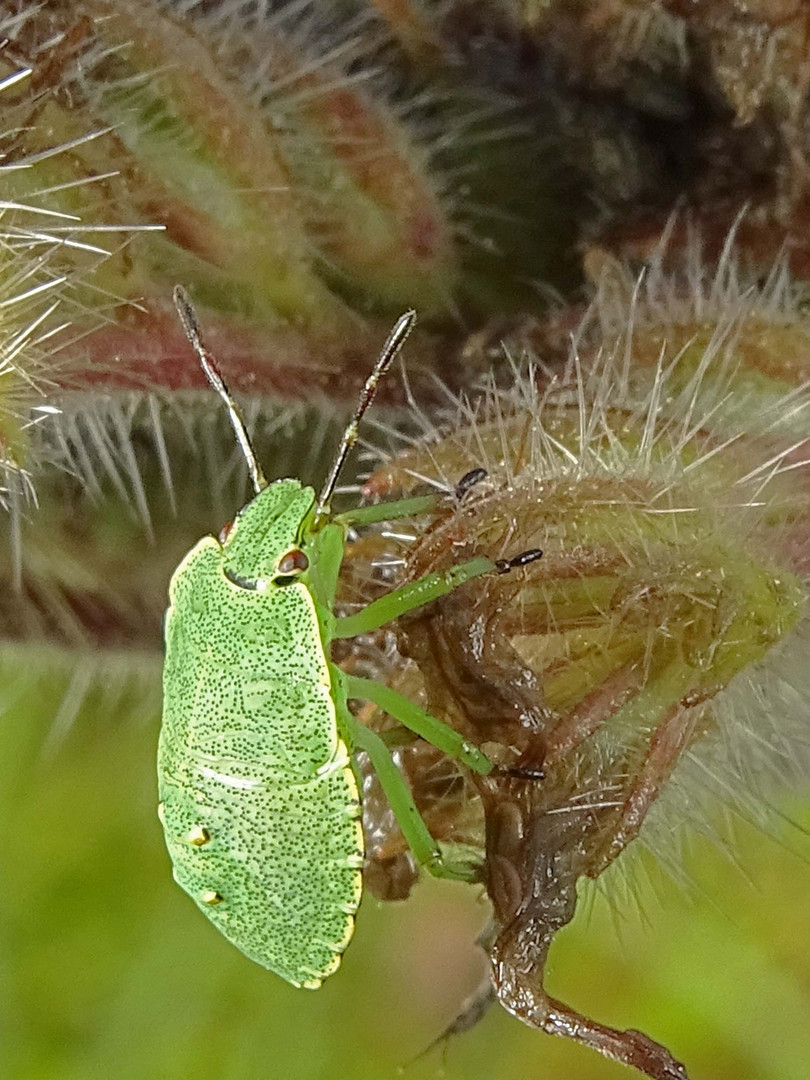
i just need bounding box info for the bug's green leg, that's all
[337,465,490,528]
[343,708,480,883]
[343,672,491,775]
[333,556,495,639]
[334,494,441,528]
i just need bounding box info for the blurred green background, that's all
[2,651,809,1080]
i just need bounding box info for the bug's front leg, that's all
[335,467,490,531]
[335,494,441,529]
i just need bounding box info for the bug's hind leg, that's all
[342,707,481,883]
[343,672,491,774]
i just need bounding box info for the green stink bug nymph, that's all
[157,288,542,988]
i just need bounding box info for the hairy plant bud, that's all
[361,251,810,1077]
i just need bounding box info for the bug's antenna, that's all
[316,309,416,518]
[173,285,267,494]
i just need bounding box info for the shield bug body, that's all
[157,288,541,988]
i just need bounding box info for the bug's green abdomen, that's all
[158,539,363,988]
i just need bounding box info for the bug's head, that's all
[220,479,316,584]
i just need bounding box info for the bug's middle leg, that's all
[332,557,494,639]
[333,548,542,640]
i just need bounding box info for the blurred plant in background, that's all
[2,2,810,1079]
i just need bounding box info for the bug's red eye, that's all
[219,520,233,544]
[277,548,309,575]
